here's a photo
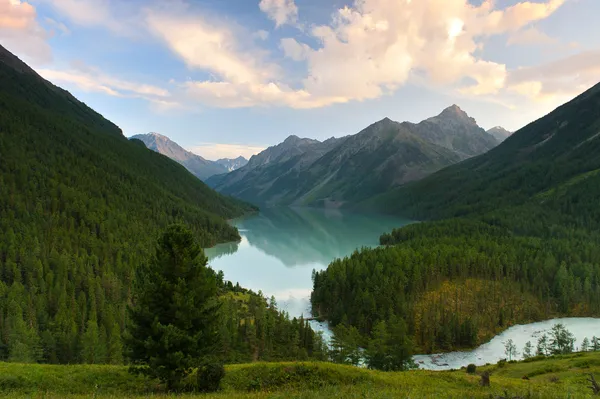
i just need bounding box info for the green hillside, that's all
[0,45,260,364]
[313,83,600,352]
[369,82,600,221]
[2,351,600,398]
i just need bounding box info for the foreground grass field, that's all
[1,352,600,398]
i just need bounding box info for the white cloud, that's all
[44,17,71,35]
[146,10,272,84]
[26,0,575,112]
[37,64,171,101]
[36,0,138,36]
[259,0,298,28]
[253,29,269,41]
[507,27,556,46]
[0,0,51,64]
[278,0,568,105]
[507,50,600,102]
[188,143,266,161]
[280,38,310,61]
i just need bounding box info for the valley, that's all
[1,5,600,395]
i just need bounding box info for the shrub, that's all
[197,362,225,393]
[497,359,507,368]
[466,364,477,374]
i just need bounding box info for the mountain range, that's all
[207,106,500,207]
[130,133,247,181]
[370,81,600,221]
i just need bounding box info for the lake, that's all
[414,317,600,370]
[205,207,412,322]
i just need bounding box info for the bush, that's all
[224,363,375,392]
[497,359,507,368]
[197,362,225,392]
[466,364,477,374]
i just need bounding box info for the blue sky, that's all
[2,0,599,160]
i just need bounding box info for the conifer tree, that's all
[125,225,221,390]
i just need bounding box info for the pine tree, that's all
[504,338,518,361]
[536,334,548,357]
[592,336,600,351]
[581,337,591,352]
[522,341,533,359]
[107,322,124,364]
[80,313,106,364]
[125,225,221,390]
[366,320,390,371]
[549,324,575,355]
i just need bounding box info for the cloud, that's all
[0,0,51,63]
[32,0,570,111]
[253,29,269,41]
[146,10,273,84]
[280,38,310,61]
[37,64,171,101]
[145,6,336,109]
[188,143,266,161]
[507,50,600,101]
[507,27,556,46]
[259,0,298,28]
[44,17,71,36]
[36,0,137,36]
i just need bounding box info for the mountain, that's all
[487,126,512,142]
[312,83,600,354]
[130,132,229,180]
[0,44,256,364]
[216,156,248,172]
[411,105,499,158]
[371,81,600,221]
[207,107,498,207]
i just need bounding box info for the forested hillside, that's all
[313,83,600,353]
[0,45,330,365]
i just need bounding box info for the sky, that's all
[1,0,599,160]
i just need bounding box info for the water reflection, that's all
[205,207,412,317]
[207,207,412,267]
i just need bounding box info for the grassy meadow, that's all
[1,352,600,398]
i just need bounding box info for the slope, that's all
[130,132,229,180]
[370,82,600,220]
[3,351,600,398]
[208,106,497,208]
[313,83,600,352]
[0,45,256,364]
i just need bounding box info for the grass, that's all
[1,352,600,398]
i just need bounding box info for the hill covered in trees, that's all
[313,83,600,353]
[0,45,338,365]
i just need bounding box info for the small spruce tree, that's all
[523,341,533,359]
[125,225,221,390]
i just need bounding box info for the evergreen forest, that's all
[312,82,600,353]
[0,45,324,366]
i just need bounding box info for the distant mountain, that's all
[216,156,248,172]
[207,106,498,207]
[487,126,512,142]
[369,82,600,220]
[412,105,499,157]
[130,133,229,180]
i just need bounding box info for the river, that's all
[205,208,600,370]
[414,317,600,370]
